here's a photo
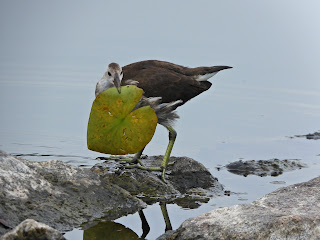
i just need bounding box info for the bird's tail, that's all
[193,66,232,81]
[126,79,182,127]
[135,96,183,127]
[154,99,183,127]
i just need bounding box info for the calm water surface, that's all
[1,1,320,239]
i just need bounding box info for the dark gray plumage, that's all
[122,60,232,105]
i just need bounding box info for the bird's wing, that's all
[123,66,211,104]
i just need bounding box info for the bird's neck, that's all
[95,78,114,97]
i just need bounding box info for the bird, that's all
[95,60,232,182]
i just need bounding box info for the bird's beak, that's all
[113,73,121,94]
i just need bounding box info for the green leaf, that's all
[87,85,158,155]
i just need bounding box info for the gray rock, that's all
[168,156,220,193]
[1,150,223,237]
[0,219,65,240]
[160,176,320,240]
[0,150,145,235]
[295,131,320,140]
[225,158,306,177]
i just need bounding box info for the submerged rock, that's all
[0,150,145,235]
[225,158,306,177]
[160,176,320,240]
[0,219,65,240]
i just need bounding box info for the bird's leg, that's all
[161,126,177,182]
[128,147,145,166]
[124,127,177,180]
[124,146,163,171]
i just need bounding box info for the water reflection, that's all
[84,204,172,240]
[159,203,172,232]
[12,152,93,160]
[83,221,139,240]
[10,152,99,167]
[138,210,150,239]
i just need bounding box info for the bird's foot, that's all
[161,168,167,183]
[98,155,146,166]
[124,163,174,183]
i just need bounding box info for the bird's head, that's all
[103,62,123,94]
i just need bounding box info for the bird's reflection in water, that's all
[159,202,172,232]
[83,202,172,240]
[137,210,150,239]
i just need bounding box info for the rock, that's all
[1,150,223,236]
[160,176,320,240]
[0,150,145,235]
[0,219,65,240]
[168,156,220,193]
[225,158,306,177]
[294,131,320,140]
[156,230,176,240]
[93,155,223,206]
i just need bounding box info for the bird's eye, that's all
[108,72,111,76]
[120,71,123,75]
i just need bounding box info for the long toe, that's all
[161,168,167,183]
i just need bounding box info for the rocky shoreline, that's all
[0,150,222,238]
[1,150,319,239]
[158,176,320,240]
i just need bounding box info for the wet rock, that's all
[159,176,320,240]
[294,131,320,140]
[0,219,65,240]
[225,158,306,177]
[0,150,145,235]
[168,156,220,193]
[93,155,223,206]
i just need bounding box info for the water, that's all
[1,1,320,239]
